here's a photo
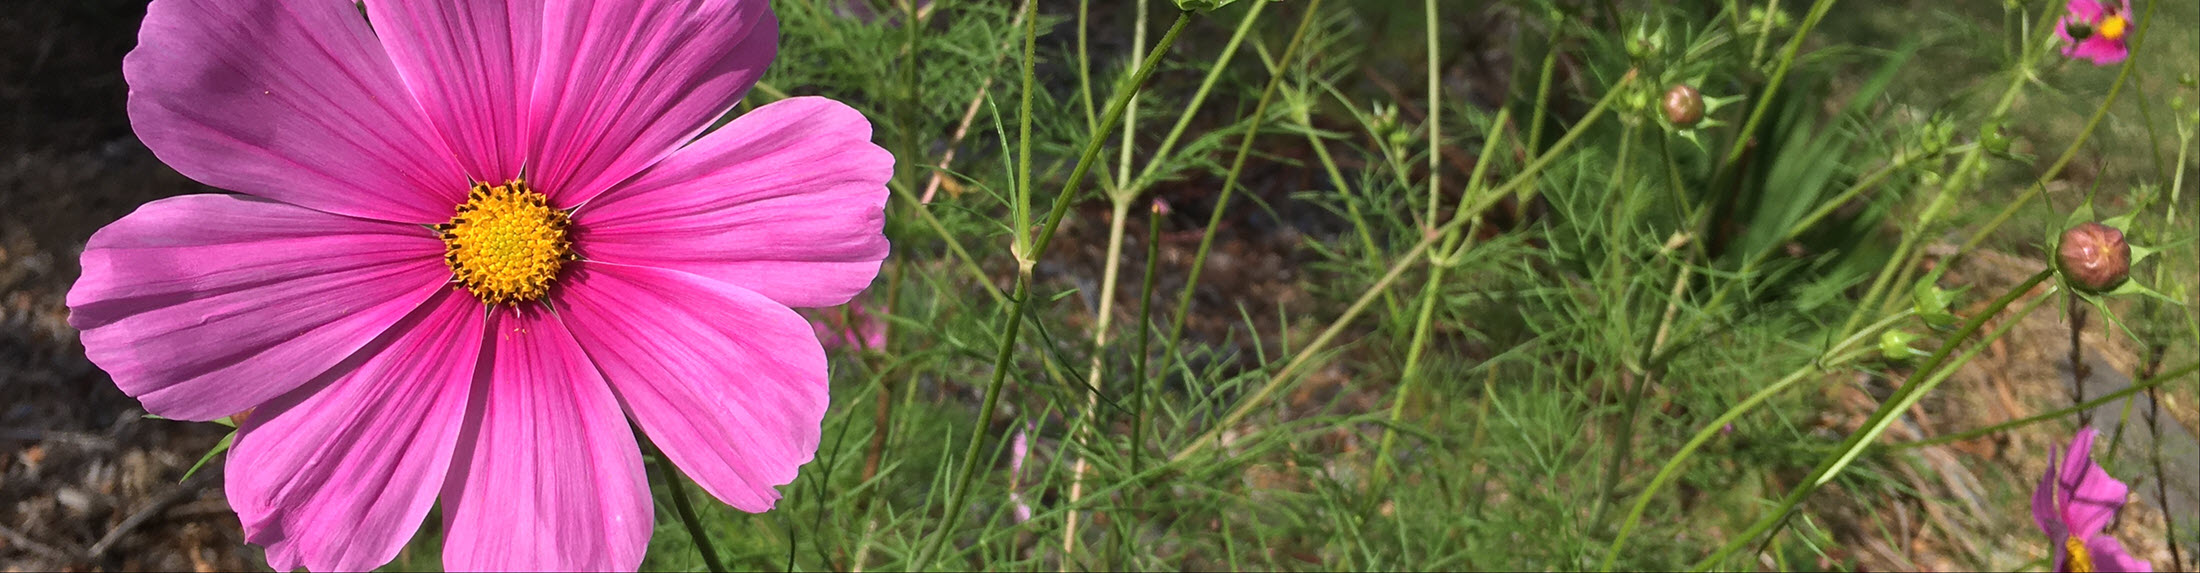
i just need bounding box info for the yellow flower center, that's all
[2098,15,2127,40]
[436,180,572,305]
[2065,535,2094,573]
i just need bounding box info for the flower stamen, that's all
[2097,15,2127,40]
[2066,535,2095,573]
[436,180,573,305]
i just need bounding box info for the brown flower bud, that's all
[1663,84,1705,127]
[2057,222,2130,292]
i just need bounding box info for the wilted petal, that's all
[126,0,467,223]
[528,0,777,205]
[67,195,448,421]
[576,97,891,308]
[226,289,484,572]
[441,306,650,572]
[554,262,826,512]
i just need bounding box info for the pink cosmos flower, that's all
[68,0,890,570]
[808,303,887,352]
[2032,427,2152,572]
[2056,0,2135,66]
[1007,421,1036,523]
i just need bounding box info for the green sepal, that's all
[182,430,234,482]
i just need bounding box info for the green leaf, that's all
[2107,279,2184,305]
[182,430,234,482]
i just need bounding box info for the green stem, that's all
[1422,0,1442,227]
[1595,309,1912,571]
[1892,361,2199,451]
[1725,0,1838,166]
[1134,1,1268,190]
[653,448,727,573]
[1942,0,2153,272]
[1131,201,1164,476]
[1171,74,1633,464]
[1694,269,2056,570]
[1155,0,1326,418]
[909,13,1194,571]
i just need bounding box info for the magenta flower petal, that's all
[2088,535,2155,572]
[2033,445,2063,535]
[125,0,468,223]
[439,306,651,572]
[365,2,544,183]
[2057,428,2129,539]
[577,97,892,308]
[555,262,826,512]
[226,290,485,572]
[2066,37,2130,66]
[525,0,777,206]
[66,195,449,421]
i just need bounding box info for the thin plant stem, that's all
[652,447,728,573]
[1172,74,1634,464]
[1942,0,2153,273]
[1597,311,1916,571]
[1694,269,2057,570]
[910,13,1194,571]
[1890,361,2199,451]
[1062,0,1152,560]
[1154,0,1326,390]
[921,0,1033,203]
[2070,296,2092,427]
[1372,110,1511,484]
[1133,1,1267,189]
[1525,15,1561,154]
[1422,0,1441,227]
[1131,200,1164,476]
[1853,0,2150,334]
[1724,0,1837,166]
[1060,198,1131,564]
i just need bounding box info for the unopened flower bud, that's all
[1880,330,1924,361]
[2057,222,2131,293]
[1663,84,1705,127]
[1979,121,2012,154]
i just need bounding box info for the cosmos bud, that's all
[2057,222,2130,293]
[1663,84,1705,127]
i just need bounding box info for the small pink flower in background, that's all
[70,0,889,570]
[1008,422,1036,523]
[2056,0,2134,66]
[809,303,888,352]
[2032,428,2152,572]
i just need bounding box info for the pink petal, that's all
[2067,37,2130,66]
[66,195,449,421]
[126,0,467,223]
[2087,535,2155,572]
[440,306,651,572]
[226,289,485,572]
[2059,427,2130,539]
[554,262,826,512]
[526,0,778,206]
[2034,447,2061,535]
[366,1,544,184]
[575,97,891,308]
